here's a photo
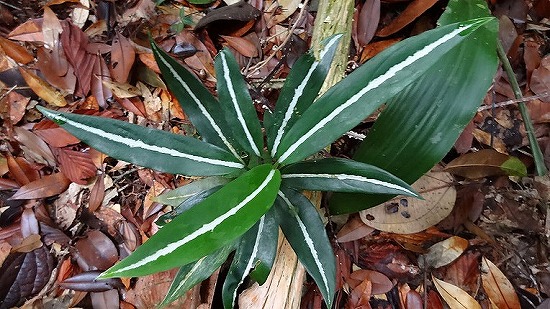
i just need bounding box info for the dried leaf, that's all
[20,208,39,237]
[336,214,375,242]
[55,147,97,185]
[420,236,468,269]
[110,33,135,83]
[442,251,481,294]
[349,269,393,295]
[377,0,439,37]
[8,19,44,42]
[42,6,62,49]
[91,54,112,108]
[195,1,261,30]
[89,173,105,212]
[432,276,481,309]
[360,38,402,62]
[18,67,68,107]
[61,21,94,96]
[11,234,42,253]
[7,154,39,185]
[444,149,527,179]
[33,119,81,147]
[356,0,380,46]
[406,290,424,309]
[472,128,508,154]
[36,46,76,94]
[90,289,120,309]
[221,35,258,58]
[531,55,550,102]
[10,173,71,200]
[101,79,141,98]
[74,230,118,271]
[0,37,33,64]
[59,270,123,292]
[481,257,521,309]
[361,170,456,234]
[348,277,372,308]
[6,90,30,124]
[0,246,54,308]
[71,0,90,29]
[13,126,56,166]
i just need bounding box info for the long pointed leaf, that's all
[159,244,235,308]
[274,187,336,308]
[37,107,244,176]
[153,176,230,207]
[215,49,263,157]
[150,40,242,160]
[281,158,418,197]
[274,18,494,165]
[157,185,223,226]
[100,164,281,278]
[222,210,278,309]
[266,34,342,157]
[330,1,498,214]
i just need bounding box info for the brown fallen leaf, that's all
[18,67,67,107]
[91,54,113,108]
[481,257,521,309]
[349,269,393,295]
[432,276,481,309]
[336,214,375,243]
[54,147,97,185]
[13,126,56,166]
[221,35,259,58]
[110,33,135,83]
[88,173,105,212]
[36,46,76,94]
[420,236,468,269]
[11,234,43,253]
[6,90,30,124]
[10,172,71,200]
[356,0,380,47]
[61,21,94,97]
[7,154,39,185]
[360,38,402,62]
[33,119,81,148]
[471,128,508,154]
[0,37,33,64]
[8,18,44,42]
[530,54,550,102]
[444,149,527,179]
[377,0,438,37]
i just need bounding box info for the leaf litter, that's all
[0,0,549,308]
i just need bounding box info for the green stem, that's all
[496,41,548,176]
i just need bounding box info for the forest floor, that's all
[0,0,550,308]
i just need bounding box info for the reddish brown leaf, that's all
[55,147,97,185]
[42,6,62,49]
[405,290,423,309]
[91,54,113,108]
[7,154,39,185]
[348,277,372,308]
[377,0,439,37]
[356,0,380,47]
[6,90,30,124]
[360,38,402,62]
[530,55,550,102]
[74,230,118,271]
[33,119,81,147]
[0,246,55,308]
[10,173,71,200]
[524,38,541,86]
[426,289,444,309]
[441,251,480,294]
[13,126,56,166]
[61,21,94,96]
[7,19,44,42]
[454,120,475,154]
[18,67,68,107]
[110,33,135,83]
[36,46,76,94]
[221,35,259,58]
[349,269,393,295]
[89,173,105,212]
[337,214,375,243]
[91,289,120,309]
[0,37,33,64]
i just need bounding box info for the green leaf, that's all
[215,49,263,157]
[37,107,244,177]
[153,176,230,207]
[273,187,336,308]
[274,17,495,165]
[100,164,281,278]
[266,34,342,157]
[150,40,243,161]
[501,157,527,177]
[280,158,418,197]
[157,185,222,226]
[222,210,278,309]
[330,1,498,214]
[159,243,235,308]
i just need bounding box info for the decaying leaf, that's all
[336,214,375,243]
[33,119,81,148]
[13,126,56,166]
[432,276,481,309]
[419,236,468,269]
[54,147,97,185]
[74,230,118,271]
[377,0,439,37]
[110,33,135,83]
[481,257,521,309]
[360,170,456,234]
[444,149,527,179]
[10,172,71,200]
[18,67,68,107]
[0,37,33,64]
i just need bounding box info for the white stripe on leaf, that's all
[220,52,261,156]
[151,43,242,162]
[277,24,473,163]
[108,169,277,275]
[277,190,330,298]
[46,112,244,169]
[232,215,265,307]
[282,173,417,196]
[167,256,206,300]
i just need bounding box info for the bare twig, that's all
[477,92,550,111]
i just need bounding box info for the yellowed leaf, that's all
[101,79,141,98]
[481,257,521,309]
[360,169,456,234]
[18,67,67,106]
[0,37,33,64]
[433,276,481,309]
[11,234,43,253]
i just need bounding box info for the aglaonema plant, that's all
[38,15,495,308]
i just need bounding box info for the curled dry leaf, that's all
[18,67,67,107]
[10,172,71,200]
[11,234,42,253]
[481,257,521,309]
[360,170,456,234]
[419,236,468,269]
[14,126,56,166]
[377,0,439,37]
[88,173,105,212]
[432,276,481,309]
[91,54,113,108]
